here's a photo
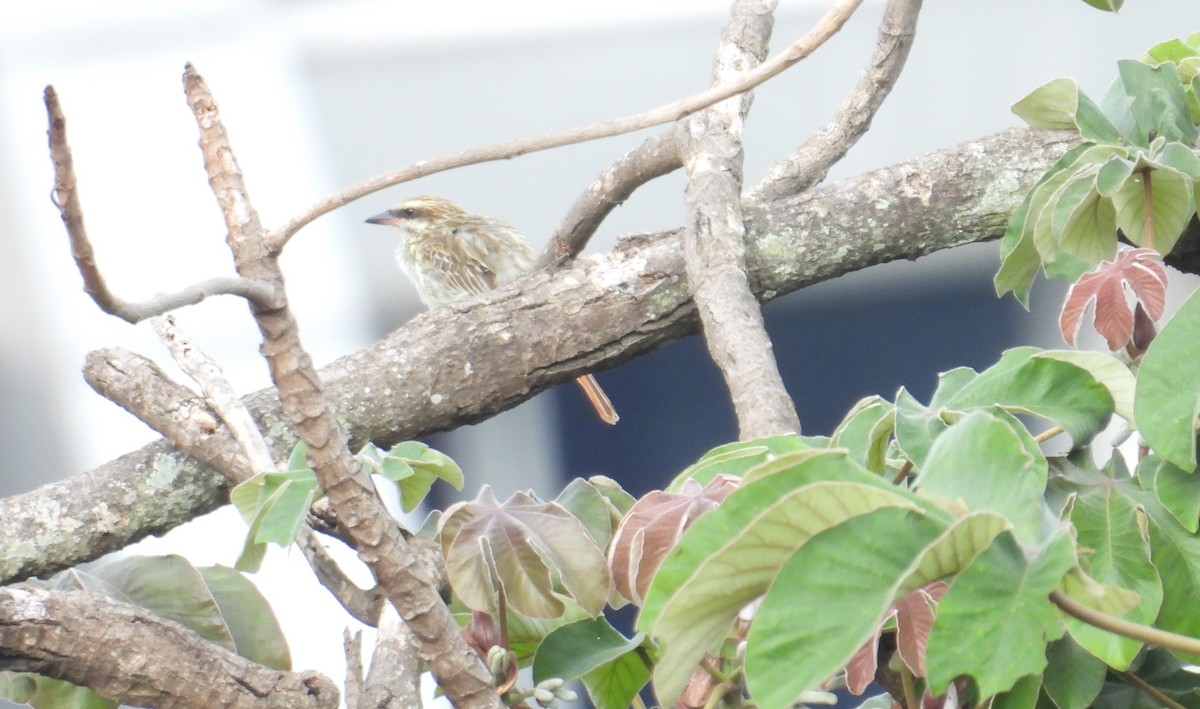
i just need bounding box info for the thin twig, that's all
[153,314,276,473]
[44,87,279,322]
[538,131,682,268]
[265,0,866,252]
[1115,668,1188,709]
[1050,590,1200,656]
[749,0,923,201]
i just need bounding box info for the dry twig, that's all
[45,87,278,322]
[539,131,682,268]
[266,0,867,251]
[749,0,923,201]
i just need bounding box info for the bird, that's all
[365,195,619,425]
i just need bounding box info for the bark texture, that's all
[0,587,339,708]
[0,128,1082,584]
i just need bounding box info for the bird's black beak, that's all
[365,210,396,226]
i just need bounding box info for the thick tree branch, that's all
[0,128,1079,585]
[679,0,804,439]
[748,0,922,201]
[181,66,500,708]
[0,586,338,708]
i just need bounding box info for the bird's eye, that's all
[401,207,417,218]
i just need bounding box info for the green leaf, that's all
[1078,0,1123,12]
[88,555,236,652]
[996,199,1041,306]
[1118,60,1198,144]
[638,452,935,706]
[1158,143,1200,179]
[1075,91,1127,145]
[1135,488,1200,660]
[362,441,465,512]
[251,472,319,547]
[533,617,645,682]
[533,618,651,709]
[943,347,1115,446]
[743,507,947,709]
[1145,38,1200,65]
[1033,350,1136,423]
[916,409,1051,546]
[1099,76,1142,146]
[1135,288,1200,468]
[991,673,1042,709]
[1064,478,1162,669]
[582,653,653,709]
[198,565,291,670]
[895,512,1012,595]
[925,531,1075,698]
[0,674,117,709]
[1096,156,1136,197]
[893,387,946,471]
[555,478,622,550]
[1042,636,1106,709]
[831,396,896,474]
[1058,183,1118,263]
[666,435,809,491]
[997,144,1116,304]
[1112,162,1196,256]
[1012,78,1080,130]
[1139,454,1200,533]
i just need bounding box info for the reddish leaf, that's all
[895,582,948,677]
[843,581,950,695]
[439,486,611,618]
[608,476,739,605]
[845,614,888,694]
[1060,247,1168,350]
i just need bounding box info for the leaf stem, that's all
[1141,167,1155,252]
[891,459,914,486]
[900,664,920,709]
[1115,668,1187,709]
[1050,589,1200,655]
[1034,425,1064,444]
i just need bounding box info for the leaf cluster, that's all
[997,34,1200,306]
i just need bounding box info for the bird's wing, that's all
[454,225,535,288]
[421,237,498,298]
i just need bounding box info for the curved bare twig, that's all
[44,87,280,321]
[539,131,682,269]
[266,0,866,252]
[749,0,923,201]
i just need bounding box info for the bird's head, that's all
[365,196,468,239]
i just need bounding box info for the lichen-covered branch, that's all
[0,128,1079,585]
